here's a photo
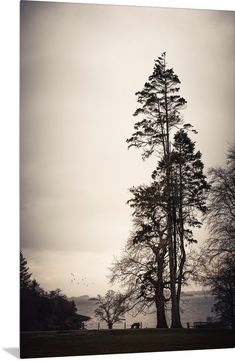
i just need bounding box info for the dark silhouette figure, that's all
[131,322,140,329]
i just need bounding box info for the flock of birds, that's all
[70,273,95,288]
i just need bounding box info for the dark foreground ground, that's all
[20,328,235,358]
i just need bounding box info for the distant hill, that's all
[69,295,90,302]
[181,290,211,297]
[70,295,98,302]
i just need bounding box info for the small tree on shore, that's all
[94,290,131,329]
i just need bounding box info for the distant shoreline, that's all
[69,290,211,301]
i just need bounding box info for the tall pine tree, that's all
[127,53,186,327]
[127,53,208,327]
[168,130,209,318]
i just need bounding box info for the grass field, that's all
[20,328,235,358]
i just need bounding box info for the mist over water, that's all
[73,294,215,329]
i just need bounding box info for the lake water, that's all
[74,294,215,329]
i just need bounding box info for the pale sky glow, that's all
[20,1,235,297]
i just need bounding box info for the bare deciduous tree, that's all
[94,290,131,329]
[111,236,170,328]
[205,145,235,258]
[200,145,235,328]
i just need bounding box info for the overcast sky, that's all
[20,1,235,297]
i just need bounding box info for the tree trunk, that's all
[108,322,113,330]
[156,302,168,328]
[166,167,181,327]
[155,260,168,328]
[174,153,184,328]
[163,59,181,328]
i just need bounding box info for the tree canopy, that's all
[124,52,209,328]
[20,251,83,331]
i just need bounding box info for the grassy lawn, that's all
[20,328,235,358]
